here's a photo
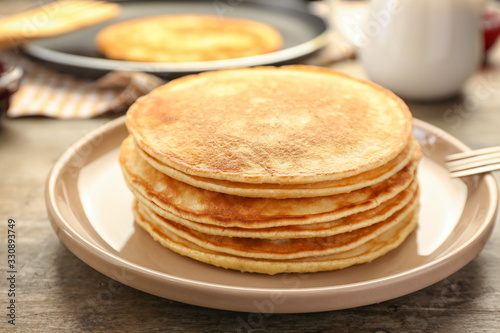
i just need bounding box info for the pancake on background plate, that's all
[120,65,422,275]
[96,14,282,62]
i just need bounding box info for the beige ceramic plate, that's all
[45,116,498,313]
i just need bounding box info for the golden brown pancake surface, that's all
[126,65,413,184]
[135,199,418,260]
[121,65,421,275]
[133,202,419,274]
[119,135,420,228]
[133,136,419,198]
[96,14,282,62]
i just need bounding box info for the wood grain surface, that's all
[1,73,499,332]
[0,2,500,330]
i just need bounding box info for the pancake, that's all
[134,136,419,198]
[135,199,418,260]
[135,184,419,249]
[119,135,420,228]
[96,14,282,62]
[126,65,413,185]
[120,65,421,275]
[130,179,419,239]
[133,202,419,274]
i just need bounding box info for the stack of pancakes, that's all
[96,14,282,62]
[120,65,421,275]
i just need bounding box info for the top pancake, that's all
[126,65,413,184]
[95,14,282,62]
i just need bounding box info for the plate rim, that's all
[45,116,499,313]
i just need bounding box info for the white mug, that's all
[331,0,486,100]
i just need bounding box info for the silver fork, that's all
[446,146,500,178]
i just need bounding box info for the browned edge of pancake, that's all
[133,204,419,275]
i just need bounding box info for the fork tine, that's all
[446,153,500,170]
[446,146,500,177]
[446,146,500,161]
[449,163,500,178]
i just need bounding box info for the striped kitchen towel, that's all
[2,51,165,119]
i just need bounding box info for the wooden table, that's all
[1,20,500,333]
